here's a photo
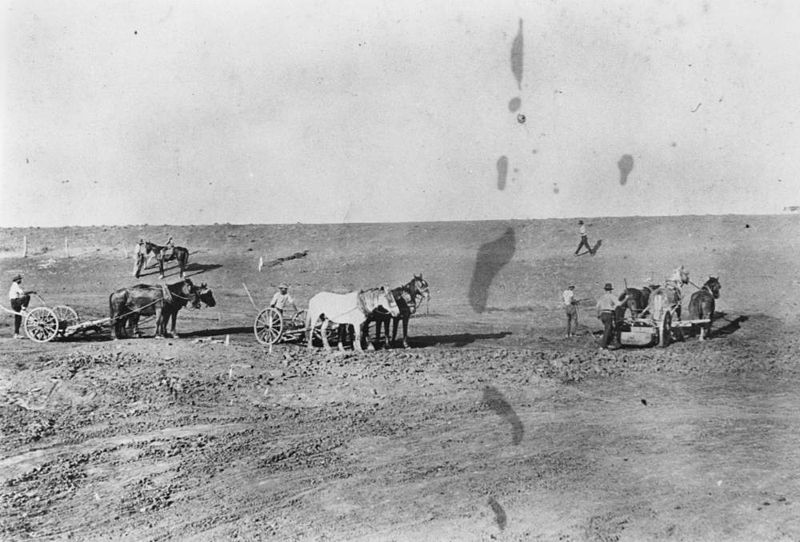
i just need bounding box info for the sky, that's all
[1,0,799,227]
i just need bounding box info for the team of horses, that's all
[109,278,216,339]
[306,274,431,352]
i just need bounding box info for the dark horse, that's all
[134,241,190,279]
[615,286,654,322]
[109,279,216,339]
[367,274,430,349]
[688,276,721,341]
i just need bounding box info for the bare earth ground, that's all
[1,215,799,541]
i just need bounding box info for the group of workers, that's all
[562,282,627,350]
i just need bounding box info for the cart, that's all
[618,302,710,348]
[253,308,337,346]
[2,302,82,343]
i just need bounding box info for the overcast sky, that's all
[1,0,799,227]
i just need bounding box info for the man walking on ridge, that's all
[574,220,594,256]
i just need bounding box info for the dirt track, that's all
[1,216,800,541]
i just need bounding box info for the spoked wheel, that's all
[24,307,59,343]
[52,305,79,336]
[254,307,283,345]
[658,311,672,348]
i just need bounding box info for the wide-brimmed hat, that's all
[11,274,22,282]
[604,283,613,291]
[568,285,575,289]
[278,283,288,289]
[578,220,584,225]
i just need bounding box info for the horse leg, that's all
[366,321,375,351]
[320,320,332,352]
[382,317,390,349]
[353,322,365,353]
[401,316,410,349]
[305,312,314,348]
[169,309,178,338]
[158,258,165,280]
[154,307,164,338]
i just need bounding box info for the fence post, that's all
[22,235,27,258]
[65,238,70,258]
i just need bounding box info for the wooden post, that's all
[22,235,27,258]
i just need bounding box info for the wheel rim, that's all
[52,305,78,334]
[24,307,59,342]
[254,308,283,345]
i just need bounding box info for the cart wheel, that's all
[24,307,59,343]
[52,305,79,335]
[254,307,283,345]
[658,312,672,348]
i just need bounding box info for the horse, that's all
[368,274,430,349]
[306,287,400,352]
[615,286,652,322]
[135,241,190,279]
[109,279,215,339]
[688,276,721,341]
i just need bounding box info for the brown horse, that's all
[369,274,430,349]
[688,277,721,340]
[616,286,652,321]
[109,279,215,339]
[135,241,190,279]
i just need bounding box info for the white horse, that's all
[306,287,400,352]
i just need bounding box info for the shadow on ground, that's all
[414,331,512,348]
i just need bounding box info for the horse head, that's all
[412,274,430,300]
[705,276,721,299]
[178,278,201,308]
[196,282,217,307]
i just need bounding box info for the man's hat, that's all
[278,283,288,289]
[568,285,575,289]
[12,274,22,282]
[578,220,584,224]
[604,283,613,291]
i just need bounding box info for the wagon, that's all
[253,308,337,346]
[1,302,87,343]
[618,302,710,348]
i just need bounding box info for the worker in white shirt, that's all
[8,274,36,339]
[270,283,298,315]
[562,285,579,338]
[574,220,594,256]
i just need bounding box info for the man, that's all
[133,239,145,277]
[562,285,579,338]
[574,220,593,256]
[8,274,36,339]
[596,283,626,349]
[270,283,298,315]
[161,236,175,261]
[664,265,689,319]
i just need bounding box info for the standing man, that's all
[8,274,36,339]
[562,285,579,338]
[574,220,594,256]
[270,283,298,315]
[596,283,626,349]
[133,239,145,277]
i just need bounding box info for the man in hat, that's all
[574,220,594,256]
[596,283,626,349]
[269,283,297,315]
[8,274,36,339]
[562,285,579,338]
